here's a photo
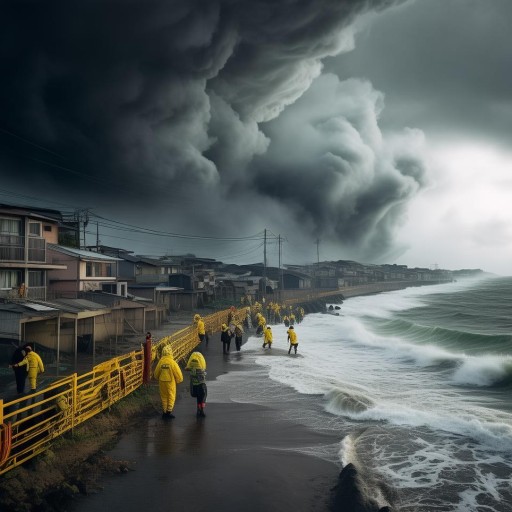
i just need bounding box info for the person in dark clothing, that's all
[220,323,233,354]
[10,345,27,394]
[185,352,207,417]
[234,324,244,351]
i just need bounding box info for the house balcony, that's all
[0,285,46,300]
[0,235,46,263]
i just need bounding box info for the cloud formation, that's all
[0,0,426,263]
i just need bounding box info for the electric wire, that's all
[89,212,271,241]
[0,187,79,212]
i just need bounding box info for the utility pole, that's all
[82,209,89,249]
[73,210,80,248]
[316,238,320,289]
[278,234,284,301]
[263,229,267,301]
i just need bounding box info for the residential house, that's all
[47,245,122,298]
[0,204,67,300]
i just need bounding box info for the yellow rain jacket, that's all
[18,350,44,390]
[287,328,298,345]
[263,328,273,344]
[154,345,183,413]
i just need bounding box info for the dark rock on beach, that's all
[332,463,394,512]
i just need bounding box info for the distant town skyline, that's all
[1,1,511,275]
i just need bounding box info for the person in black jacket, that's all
[10,345,27,394]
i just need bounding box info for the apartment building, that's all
[0,204,67,300]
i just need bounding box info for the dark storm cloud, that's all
[0,0,423,261]
[250,74,427,259]
[326,0,512,142]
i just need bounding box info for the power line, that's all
[0,127,67,159]
[89,212,271,241]
[0,187,79,212]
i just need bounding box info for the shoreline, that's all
[0,283,436,511]
[66,295,396,512]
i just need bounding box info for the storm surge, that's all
[242,277,512,511]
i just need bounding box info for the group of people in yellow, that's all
[250,301,305,327]
[153,304,302,419]
[241,306,302,354]
[261,325,299,354]
[153,345,208,419]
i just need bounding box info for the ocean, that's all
[210,276,512,511]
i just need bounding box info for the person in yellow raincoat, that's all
[154,345,183,419]
[185,351,207,417]
[194,314,207,346]
[256,313,266,335]
[262,326,273,349]
[13,345,44,392]
[287,325,299,355]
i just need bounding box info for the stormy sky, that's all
[1,0,511,274]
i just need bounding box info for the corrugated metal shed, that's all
[45,298,110,313]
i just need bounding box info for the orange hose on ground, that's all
[0,422,13,466]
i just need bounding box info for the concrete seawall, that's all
[339,280,448,298]
[289,280,450,314]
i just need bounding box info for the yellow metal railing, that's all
[0,303,306,475]
[0,349,144,475]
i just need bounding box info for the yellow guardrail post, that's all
[0,399,3,424]
[72,373,77,432]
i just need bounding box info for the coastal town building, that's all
[0,204,67,300]
[47,245,122,297]
[0,207,165,364]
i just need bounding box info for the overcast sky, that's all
[1,0,511,274]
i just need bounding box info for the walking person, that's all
[256,313,266,335]
[142,332,152,384]
[185,351,207,417]
[234,323,244,351]
[12,345,44,392]
[194,314,207,346]
[153,345,183,419]
[10,345,27,394]
[221,323,233,354]
[287,325,299,355]
[262,326,273,349]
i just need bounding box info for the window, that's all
[0,218,21,235]
[86,261,113,277]
[28,270,45,287]
[28,222,41,237]
[0,270,22,288]
[44,225,52,232]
